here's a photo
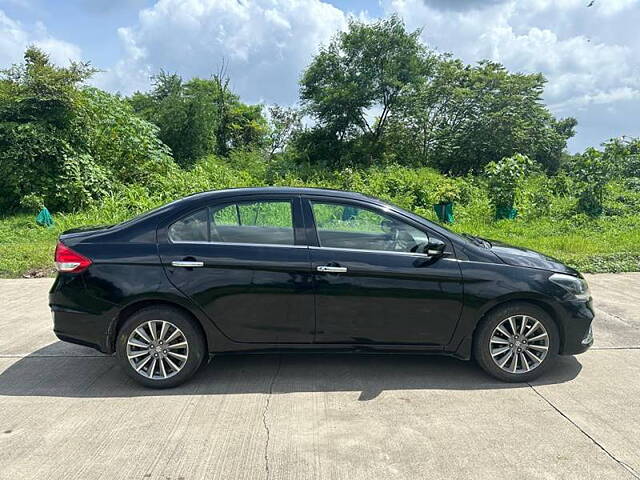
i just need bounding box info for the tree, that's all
[388,59,576,174]
[0,47,174,212]
[267,105,302,159]
[129,71,268,167]
[567,148,612,216]
[0,47,98,211]
[601,136,640,178]
[299,15,436,166]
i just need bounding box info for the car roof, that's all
[185,186,376,202]
[114,187,384,232]
[110,186,463,245]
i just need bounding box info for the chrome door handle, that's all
[317,265,347,273]
[171,261,204,268]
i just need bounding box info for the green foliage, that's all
[299,15,435,166]
[129,72,268,167]
[83,88,174,185]
[267,105,302,159]
[484,154,535,212]
[3,161,640,277]
[0,47,96,211]
[19,193,44,211]
[1,27,640,278]
[601,136,640,178]
[389,59,576,174]
[299,17,575,173]
[0,47,174,212]
[433,178,461,204]
[566,148,612,216]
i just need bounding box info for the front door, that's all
[159,196,315,343]
[306,198,464,345]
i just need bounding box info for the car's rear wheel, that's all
[473,303,559,382]
[116,306,206,388]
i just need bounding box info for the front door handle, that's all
[171,260,204,268]
[317,265,347,273]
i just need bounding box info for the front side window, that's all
[310,201,429,253]
[211,200,294,245]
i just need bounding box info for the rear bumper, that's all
[557,298,594,355]
[51,305,111,353]
[49,274,116,354]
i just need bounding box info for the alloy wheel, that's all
[126,320,189,379]
[489,315,549,374]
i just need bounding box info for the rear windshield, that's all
[116,199,183,228]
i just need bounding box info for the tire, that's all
[116,305,206,388]
[473,302,559,383]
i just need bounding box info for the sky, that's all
[1,0,639,152]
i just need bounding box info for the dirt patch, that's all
[22,267,56,278]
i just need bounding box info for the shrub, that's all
[567,148,612,216]
[484,153,534,218]
[433,177,461,204]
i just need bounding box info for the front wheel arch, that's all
[472,298,563,355]
[472,301,560,381]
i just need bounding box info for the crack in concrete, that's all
[262,355,282,480]
[529,383,640,479]
[590,346,640,350]
[0,354,108,358]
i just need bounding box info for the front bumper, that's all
[557,298,594,355]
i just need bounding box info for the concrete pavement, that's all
[0,274,639,479]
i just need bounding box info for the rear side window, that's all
[169,200,295,245]
[168,209,208,242]
[211,200,294,245]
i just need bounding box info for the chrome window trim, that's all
[308,245,453,259]
[169,240,308,249]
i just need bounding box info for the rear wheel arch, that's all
[109,300,209,354]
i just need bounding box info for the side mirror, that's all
[424,238,446,257]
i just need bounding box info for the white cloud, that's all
[0,10,82,67]
[385,0,640,151]
[99,0,348,101]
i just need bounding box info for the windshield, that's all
[379,197,465,238]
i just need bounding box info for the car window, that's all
[211,200,294,245]
[310,201,429,253]
[168,209,208,242]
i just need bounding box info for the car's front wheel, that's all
[116,306,206,388]
[473,302,559,382]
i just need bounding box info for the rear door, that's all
[304,197,464,345]
[158,195,315,343]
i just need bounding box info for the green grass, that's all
[2,159,639,277]
[0,208,134,278]
[2,207,639,278]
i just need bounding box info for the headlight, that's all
[549,273,590,300]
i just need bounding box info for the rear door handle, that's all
[317,265,347,273]
[171,261,204,268]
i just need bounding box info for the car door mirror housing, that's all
[424,239,446,256]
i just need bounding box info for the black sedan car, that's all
[50,187,594,387]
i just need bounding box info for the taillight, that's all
[54,242,92,273]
